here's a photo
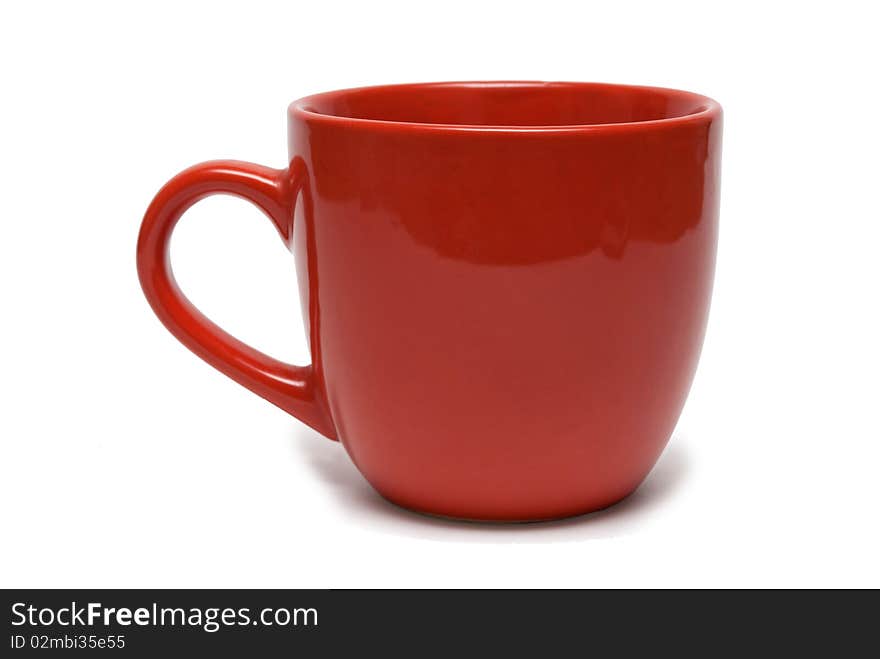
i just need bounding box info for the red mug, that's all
[137,82,722,521]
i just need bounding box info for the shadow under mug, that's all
[137,81,722,521]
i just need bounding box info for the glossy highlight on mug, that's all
[138,82,722,521]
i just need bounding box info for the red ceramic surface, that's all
[137,82,722,521]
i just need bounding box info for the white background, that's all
[1,0,878,588]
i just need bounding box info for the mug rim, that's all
[289,81,721,134]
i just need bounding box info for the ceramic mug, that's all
[137,82,722,521]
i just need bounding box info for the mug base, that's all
[374,487,638,524]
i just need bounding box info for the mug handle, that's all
[136,160,337,439]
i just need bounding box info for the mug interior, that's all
[295,81,714,128]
